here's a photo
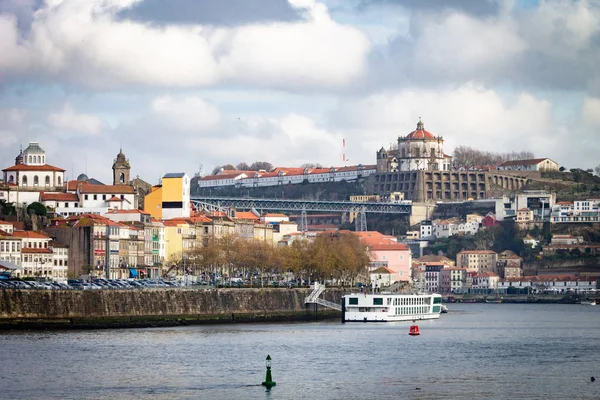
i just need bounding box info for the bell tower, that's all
[112,148,131,185]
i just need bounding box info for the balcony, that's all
[182,234,197,240]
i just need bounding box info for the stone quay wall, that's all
[0,288,349,329]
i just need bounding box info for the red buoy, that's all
[408,325,420,336]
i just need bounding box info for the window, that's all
[33,175,39,186]
[93,195,97,200]
[102,195,106,200]
[22,176,28,186]
[373,298,383,306]
[64,203,69,208]
[45,176,50,186]
[58,176,62,185]
[349,297,358,305]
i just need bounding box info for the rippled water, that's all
[1,303,600,400]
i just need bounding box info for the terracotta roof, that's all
[371,266,395,274]
[40,192,79,202]
[2,164,65,172]
[518,208,530,212]
[556,201,573,205]
[498,158,553,167]
[11,231,50,239]
[235,212,260,220]
[105,209,149,215]
[200,172,246,181]
[458,250,497,255]
[66,181,135,194]
[405,121,436,140]
[21,247,53,254]
[107,196,122,202]
[368,242,409,251]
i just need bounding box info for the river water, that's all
[1,303,600,400]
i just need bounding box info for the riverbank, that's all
[0,288,345,330]
[444,293,593,304]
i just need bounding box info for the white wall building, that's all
[1,142,66,206]
[495,190,555,221]
[197,165,376,189]
[550,199,600,224]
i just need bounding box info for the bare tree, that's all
[210,164,236,175]
[249,161,273,171]
[236,162,250,170]
[453,145,535,168]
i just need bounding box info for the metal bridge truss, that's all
[190,196,411,215]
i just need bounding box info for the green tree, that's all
[26,202,47,217]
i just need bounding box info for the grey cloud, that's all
[118,0,302,26]
[0,0,43,31]
[358,0,500,16]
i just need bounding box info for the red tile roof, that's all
[235,211,260,220]
[21,247,53,254]
[40,192,79,202]
[66,181,135,194]
[11,231,50,239]
[105,209,149,215]
[3,164,65,172]
[458,250,497,255]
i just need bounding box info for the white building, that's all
[495,190,555,221]
[50,180,137,217]
[13,231,53,278]
[472,272,500,291]
[0,231,22,275]
[420,220,434,240]
[550,199,600,224]
[498,275,597,294]
[50,242,69,282]
[497,158,559,171]
[197,165,376,189]
[1,142,66,206]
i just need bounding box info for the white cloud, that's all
[0,109,26,150]
[151,95,221,132]
[47,104,103,137]
[0,0,370,90]
[582,96,600,126]
[411,12,526,80]
[327,85,571,164]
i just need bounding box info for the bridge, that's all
[190,196,411,214]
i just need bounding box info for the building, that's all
[372,120,528,201]
[440,267,467,294]
[456,250,498,274]
[550,235,583,246]
[1,142,66,206]
[354,231,412,282]
[497,251,523,279]
[12,231,53,279]
[472,272,500,292]
[523,234,540,248]
[0,230,22,275]
[46,214,123,279]
[497,158,559,172]
[550,199,600,224]
[144,173,191,220]
[370,266,395,288]
[377,119,451,173]
[516,208,534,230]
[495,191,555,222]
[498,275,597,294]
[196,164,376,189]
[420,220,433,240]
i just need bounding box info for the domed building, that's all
[377,119,452,173]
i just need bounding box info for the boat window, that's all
[373,298,383,306]
[349,297,358,305]
[433,297,442,304]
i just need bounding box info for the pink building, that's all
[354,231,412,282]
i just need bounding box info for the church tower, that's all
[112,148,131,185]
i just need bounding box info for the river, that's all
[1,303,599,399]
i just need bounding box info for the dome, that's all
[405,120,436,140]
[77,173,89,181]
[15,150,23,165]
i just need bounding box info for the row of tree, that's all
[170,232,371,286]
[452,146,535,169]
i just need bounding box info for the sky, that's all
[1,0,599,184]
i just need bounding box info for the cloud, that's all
[46,104,103,137]
[0,0,370,91]
[151,95,221,133]
[582,96,600,126]
[0,108,26,150]
[119,0,301,26]
[358,0,500,16]
[326,85,580,166]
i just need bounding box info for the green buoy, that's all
[261,355,276,389]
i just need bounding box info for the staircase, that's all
[305,283,341,311]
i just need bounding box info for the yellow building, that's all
[162,219,196,269]
[144,173,191,220]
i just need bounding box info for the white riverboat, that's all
[342,292,443,322]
